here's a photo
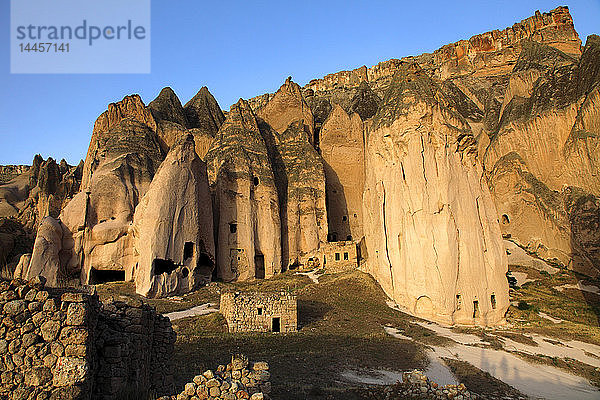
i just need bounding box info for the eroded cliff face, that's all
[482,35,600,275]
[271,121,328,267]
[363,64,509,326]
[205,100,282,281]
[257,77,315,145]
[320,105,365,242]
[62,95,165,285]
[132,135,215,297]
[255,79,329,269]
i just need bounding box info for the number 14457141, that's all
[19,43,70,52]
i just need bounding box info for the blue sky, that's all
[1,0,599,165]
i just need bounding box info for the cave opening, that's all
[90,268,125,285]
[153,258,178,275]
[473,300,480,318]
[255,253,265,279]
[184,242,194,261]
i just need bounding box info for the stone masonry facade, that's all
[220,292,297,333]
[0,277,175,400]
[302,240,358,273]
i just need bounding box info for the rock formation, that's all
[205,100,282,281]
[272,121,328,267]
[132,135,215,297]
[0,155,82,231]
[363,63,509,326]
[6,6,599,325]
[15,216,77,287]
[320,104,365,242]
[62,95,165,285]
[257,77,315,145]
[150,86,224,159]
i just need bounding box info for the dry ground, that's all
[97,264,600,399]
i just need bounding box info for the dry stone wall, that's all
[0,277,175,400]
[220,292,297,333]
[159,354,271,400]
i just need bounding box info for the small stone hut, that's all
[220,291,297,333]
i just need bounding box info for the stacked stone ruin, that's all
[220,291,297,333]
[159,354,271,400]
[0,277,175,399]
[373,370,527,400]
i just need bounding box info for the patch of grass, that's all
[506,264,600,345]
[171,271,431,399]
[495,332,538,347]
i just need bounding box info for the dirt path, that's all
[164,303,219,321]
[296,269,323,284]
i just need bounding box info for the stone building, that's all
[302,240,358,273]
[220,291,297,333]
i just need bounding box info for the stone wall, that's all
[94,299,176,399]
[159,354,271,400]
[319,241,358,273]
[220,292,297,333]
[0,277,175,400]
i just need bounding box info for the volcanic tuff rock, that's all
[205,99,282,281]
[184,86,226,134]
[0,155,82,231]
[62,96,165,285]
[82,94,157,189]
[15,216,78,286]
[320,104,365,242]
[150,86,224,159]
[483,35,600,274]
[0,218,32,274]
[132,135,215,297]
[363,63,508,326]
[257,77,315,145]
[270,120,328,267]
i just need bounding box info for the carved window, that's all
[343,252,348,260]
[473,300,479,318]
[335,253,340,261]
[229,223,237,234]
[257,307,263,315]
[491,294,496,309]
[456,294,462,310]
